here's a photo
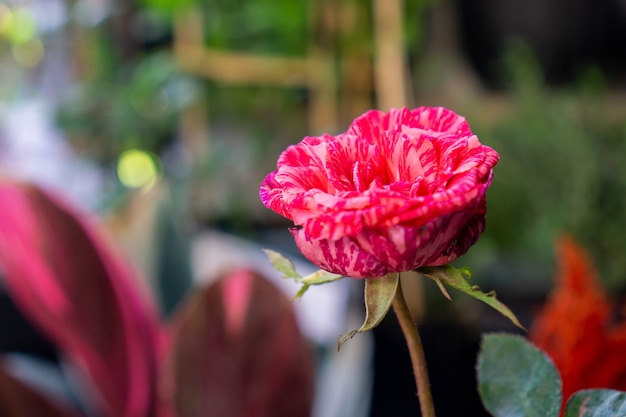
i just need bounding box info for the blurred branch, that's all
[173,3,339,135]
[372,0,413,109]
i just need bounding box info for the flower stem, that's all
[392,278,436,417]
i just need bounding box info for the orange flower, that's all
[530,235,626,406]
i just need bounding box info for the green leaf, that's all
[263,249,302,281]
[417,264,525,330]
[263,249,344,299]
[564,389,626,417]
[301,269,343,285]
[337,273,399,349]
[478,334,562,417]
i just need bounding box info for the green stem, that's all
[392,278,436,417]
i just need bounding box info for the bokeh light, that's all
[116,149,161,189]
[12,38,44,67]
[1,7,37,44]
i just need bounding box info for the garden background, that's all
[1,0,626,416]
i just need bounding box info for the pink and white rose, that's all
[260,107,499,278]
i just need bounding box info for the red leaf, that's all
[0,359,78,417]
[167,269,315,417]
[0,182,167,417]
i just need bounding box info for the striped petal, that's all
[260,107,498,278]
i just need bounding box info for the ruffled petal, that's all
[260,106,499,277]
[259,171,291,219]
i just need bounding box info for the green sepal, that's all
[564,389,626,417]
[337,273,399,350]
[417,264,525,330]
[263,249,343,299]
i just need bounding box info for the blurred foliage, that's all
[0,5,37,44]
[49,0,626,290]
[140,0,196,16]
[189,83,308,231]
[56,51,201,163]
[55,0,429,166]
[0,4,44,84]
[141,0,308,55]
[141,0,429,57]
[472,42,626,290]
[203,0,308,56]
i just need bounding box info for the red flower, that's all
[260,107,499,278]
[530,235,626,406]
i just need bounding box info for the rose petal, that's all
[291,229,388,278]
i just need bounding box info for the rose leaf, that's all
[337,273,399,350]
[478,334,562,417]
[293,270,343,300]
[263,249,302,281]
[564,389,626,417]
[300,269,343,285]
[264,249,344,299]
[417,264,525,330]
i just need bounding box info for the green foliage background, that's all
[47,1,626,288]
[467,44,626,290]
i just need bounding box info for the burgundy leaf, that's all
[167,269,315,417]
[0,359,78,417]
[0,182,168,417]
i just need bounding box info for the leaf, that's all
[0,360,78,417]
[418,264,525,330]
[263,249,343,299]
[337,273,399,349]
[478,334,562,417]
[262,249,302,281]
[293,270,344,299]
[564,389,626,417]
[300,270,343,285]
[167,268,315,417]
[0,182,167,417]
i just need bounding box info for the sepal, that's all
[337,273,399,349]
[417,264,524,330]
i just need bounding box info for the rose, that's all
[260,107,499,278]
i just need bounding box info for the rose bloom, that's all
[260,107,499,278]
